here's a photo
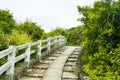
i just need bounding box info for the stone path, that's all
[19,46,81,80]
[62,48,80,80]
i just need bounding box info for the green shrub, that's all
[77,0,120,79]
[0,31,10,50]
[9,29,32,45]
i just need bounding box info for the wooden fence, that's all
[0,35,66,80]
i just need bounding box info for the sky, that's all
[0,0,96,32]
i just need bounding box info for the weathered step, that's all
[62,78,78,80]
[69,54,78,58]
[46,56,56,61]
[62,72,78,79]
[67,58,78,62]
[19,76,42,80]
[24,68,45,78]
[39,59,52,64]
[32,63,49,69]
[65,62,76,66]
[50,53,58,57]
[56,51,63,54]
[62,47,81,80]
[74,48,81,52]
[58,47,68,52]
[63,65,76,72]
[52,53,61,57]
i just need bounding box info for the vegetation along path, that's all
[19,46,81,80]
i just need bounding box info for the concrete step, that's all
[63,65,76,72]
[46,56,56,61]
[61,47,81,80]
[72,52,79,55]
[62,72,78,79]
[19,76,42,80]
[32,63,49,70]
[67,58,78,62]
[24,69,45,78]
[39,59,52,64]
[65,62,76,66]
[69,55,78,58]
[62,79,77,80]
[74,48,81,52]
[58,47,68,52]
[56,51,63,54]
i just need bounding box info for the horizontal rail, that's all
[31,42,39,46]
[15,53,26,63]
[41,39,48,43]
[41,45,48,50]
[0,61,11,75]
[30,50,36,55]
[0,49,12,59]
[16,44,29,50]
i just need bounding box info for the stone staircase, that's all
[62,48,80,80]
[19,46,81,80]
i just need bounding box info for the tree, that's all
[0,10,15,33]
[67,26,82,46]
[47,27,68,38]
[77,0,120,79]
[16,21,44,41]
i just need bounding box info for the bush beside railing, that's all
[0,35,66,80]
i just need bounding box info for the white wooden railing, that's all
[0,35,66,80]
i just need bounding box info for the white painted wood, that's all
[15,53,26,63]
[37,40,41,59]
[30,50,36,55]
[47,38,51,52]
[16,44,28,50]
[41,39,48,43]
[0,48,12,59]
[0,61,11,75]
[6,46,16,80]
[24,43,31,68]
[41,45,48,50]
[31,41,39,46]
[54,37,57,47]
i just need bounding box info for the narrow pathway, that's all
[62,47,80,80]
[19,46,80,80]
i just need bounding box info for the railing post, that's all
[54,37,57,48]
[64,37,67,45]
[6,45,16,80]
[25,43,31,68]
[59,36,62,47]
[61,37,63,45]
[47,38,51,53]
[62,37,65,45]
[37,40,41,60]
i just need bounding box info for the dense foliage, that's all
[0,10,15,33]
[16,21,44,41]
[0,10,44,51]
[46,27,68,38]
[77,0,120,79]
[67,26,82,45]
[46,27,82,46]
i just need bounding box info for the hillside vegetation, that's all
[0,9,81,66]
[0,10,44,51]
[1,0,120,79]
[0,10,81,51]
[77,0,120,79]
